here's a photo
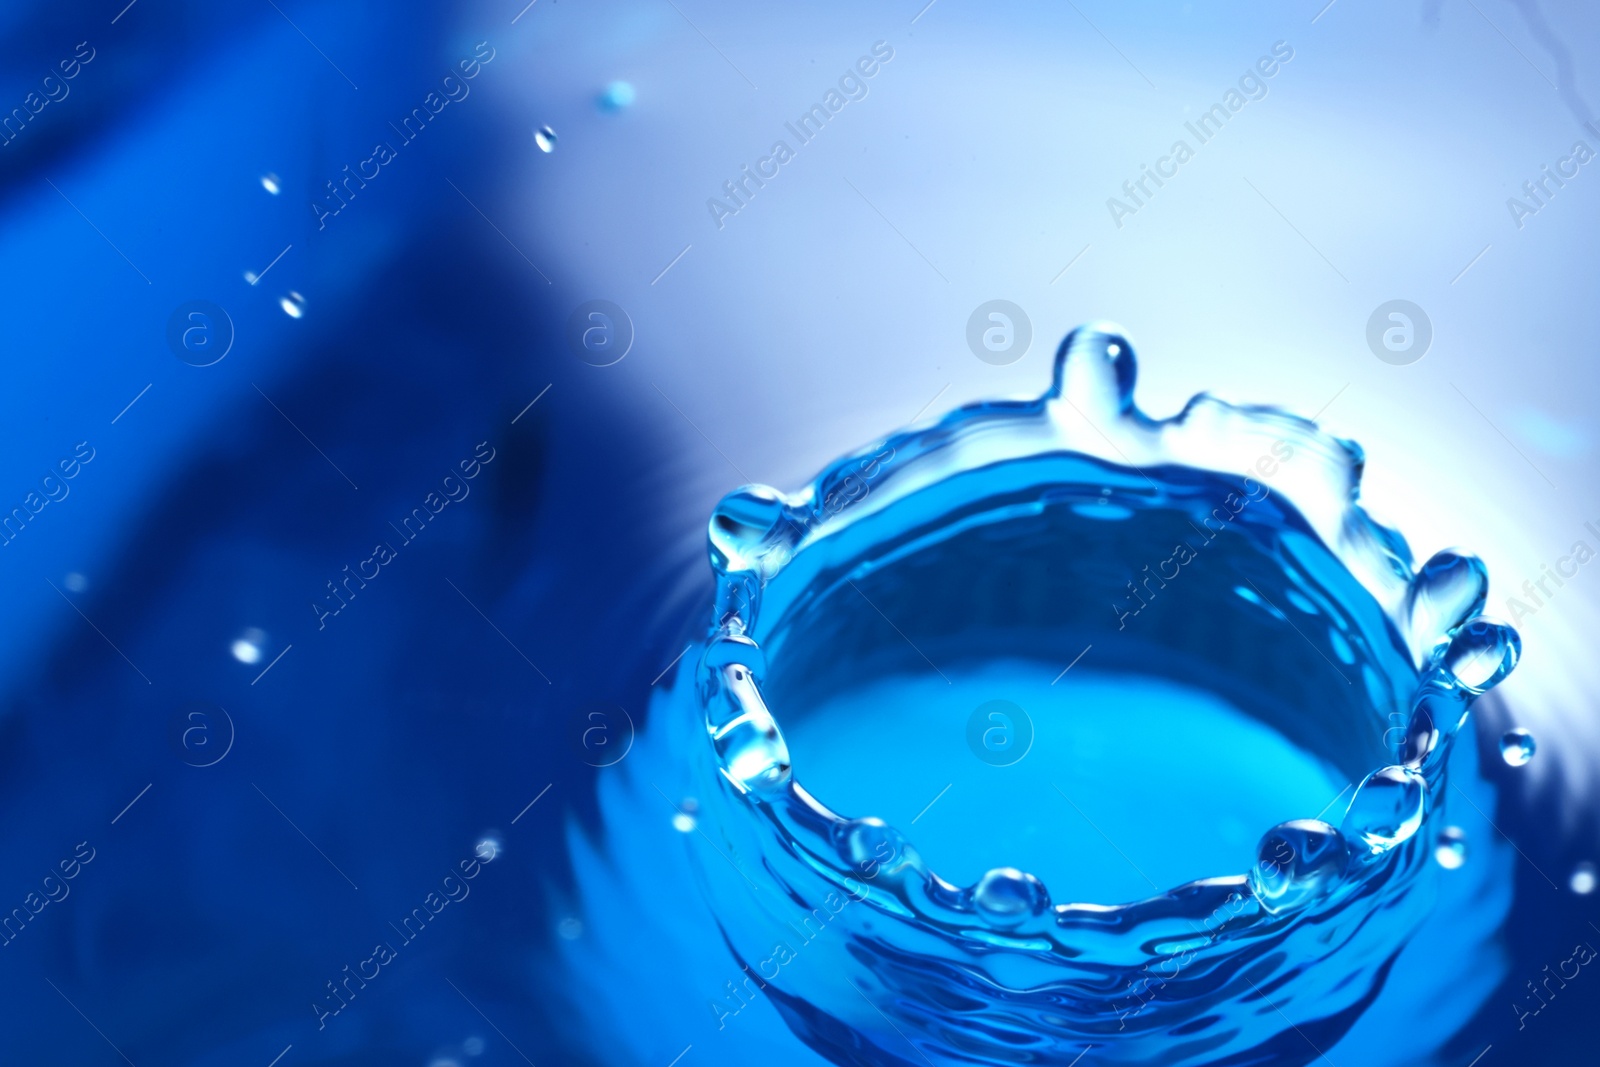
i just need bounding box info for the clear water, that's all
[565,325,1525,1066]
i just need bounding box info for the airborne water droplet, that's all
[1499,728,1536,767]
[672,812,696,833]
[260,173,281,195]
[1434,826,1467,869]
[230,627,268,664]
[1571,862,1597,895]
[280,292,306,319]
[534,125,557,153]
[1340,766,1426,855]
[599,81,635,111]
[476,835,502,862]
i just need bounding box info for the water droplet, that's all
[681,797,699,813]
[1340,766,1426,855]
[260,173,281,195]
[230,627,268,664]
[709,485,794,577]
[1441,617,1519,693]
[63,572,88,593]
[557,916,583,939]
[428,1059,461,1067]
[837,818,915,879]
[1434,826,1467,869]
[463,1036,485,1056]
[1499,728,1536,767]
[1570,861,1597,895]
[1248,819,1348,912]
[672,812,696,833]
[971,867,1049,927]
[534,125,557,152]
[243,270,258,284]
[598,81,635,111]
[279,291,306,319]
[475,836,502,862]
[1050,323,1137,416]
[1405,550,1487,662]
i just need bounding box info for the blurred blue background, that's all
[1,0,1597,1063]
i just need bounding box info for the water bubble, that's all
[599,81,636,111]
[534,125,557,152]
[243,271,259,284]
[971,868,1049,927]
[260,173,281,195]
[463,1036,485,1056]
[63,572,88,593]
[1499,728,1536,767]
[557,916,583,939]
[279,291,306,319]
[1441,617,1520,693]
[1434,826,1467,869]
[672,812,696,833]
[1571,862,1597,895]
[1341,766,1426,855]
[1248,819,1348,912]
[230,628,268,664]
[475,836,502,862]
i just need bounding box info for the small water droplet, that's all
[1499,728,1536,767]
[681,797,699,813]
[279,291,306,319]
[243,270,258,284]
[971,867,1049,927]
[557,916,583,939]
[672,812,696,833]
[1340,766,1426,855]
[230,627,268,664]
[598,81,635,111]
[1570,861,1597,895]
[1405,550,1487,662]
[475,836,502,862]
[1434,826,1467,869]
[534,125,557,152]
[260,173,281,195]
[709,485,793,577]
[63,572,88,593]
[462,1036,485,1056]
[1249,819,1348,912]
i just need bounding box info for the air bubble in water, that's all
[1571,862,1597,895]
[1499,728,1536,767]
[1434,826,1467,869]
[261,173,281,195]
[280,292,306,319]
[534,125,557,153]
[231,627,268,664]
[1249,819,1348,912]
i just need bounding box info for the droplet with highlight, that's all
[463,1036,485,1056]
[1571,862,1597,895]
[672,812,696,833]
[231,627,268,664]
[1249,819,1348,912]
[63,572,88,593]
[280,292,306,319]
[1499,728,1536,767]
[1341,766,1426,855]
[260,173,281,195]
[534,125,557,153]
[1434,826,1467,869]
[1442,617,1519,692]
[971,868,1049,927]
[475,836,502,862]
